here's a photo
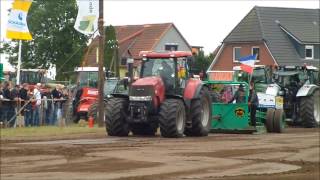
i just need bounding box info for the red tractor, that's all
[70,67,100,122]
[105,51,212,137]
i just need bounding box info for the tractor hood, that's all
[130,76,165,104]
[132,76,164,87]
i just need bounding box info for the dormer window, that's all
[165,43,178,51]
[305,45,314,59]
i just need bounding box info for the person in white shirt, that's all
[33,83,42,126]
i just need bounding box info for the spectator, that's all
[228,84,246,103]
[221,86,233,103]
[12,84,21,127]
[44,88,53,125]
[2,81,15,127]
[56,85,66,124]
[33,83,42,126]
[249,82,259,127]
[52,85,63,125]
[19,83,28,109]
[19,84,28,127]
[25,86,33,127]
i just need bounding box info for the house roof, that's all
[115,23,173,59]
[224,6,319,66]
[82,23,191,67]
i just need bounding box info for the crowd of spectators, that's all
[0,81,68,128]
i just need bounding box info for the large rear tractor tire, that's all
[105,98,129,136]
[131,123,158,136]
[185,87,212,136]
[266,109,275,133]
[159,99,186,138]
[300,89,320,128]
[273,109,285,133]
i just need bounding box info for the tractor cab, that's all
[302,66,319,85]
[75,67,100,88]
[138,51,193,95]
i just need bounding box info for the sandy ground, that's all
[1,128,319,180]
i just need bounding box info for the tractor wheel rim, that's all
[201,98,210,127]
[176,108,184,132]
[314,91,320,123]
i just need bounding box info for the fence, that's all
[0,97,72,128]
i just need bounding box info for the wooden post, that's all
[97,0,105,127]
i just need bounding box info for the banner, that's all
[74,0,99,35]
[6,0,33,40]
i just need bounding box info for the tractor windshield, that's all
[104,79,118,95]
[252,68,267,83]
[78,71,98,88]
[141,58,175,78]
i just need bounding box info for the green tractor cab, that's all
[206,80,285,134]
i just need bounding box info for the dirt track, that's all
[1,128,319,180]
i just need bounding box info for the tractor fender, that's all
[183,79,203,100]
[296,84,319,97]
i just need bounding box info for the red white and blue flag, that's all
[239,54,257,74]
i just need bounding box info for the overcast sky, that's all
[0,0,318,70]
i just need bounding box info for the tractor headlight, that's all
[129,96,152,101]
[278,90,284,96]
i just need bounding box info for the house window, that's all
[305,45,314,59]
[165,44,178,51]
[252,47,260,61]
[233,47,241,62]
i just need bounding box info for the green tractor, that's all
[206,80,284,133]
[271,66,319,127]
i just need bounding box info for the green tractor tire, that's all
[300,89,320,128]
[266,109,275,133]
[273,109,285,133]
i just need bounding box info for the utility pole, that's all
[97,0,105,127]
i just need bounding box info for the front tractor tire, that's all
[105,98,130,136]
[159,99,186,138]
[300,89,320,128]
[185,87,212,136]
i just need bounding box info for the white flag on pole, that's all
[74,0,99,35]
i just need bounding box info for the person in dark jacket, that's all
[19,83,28,114]
[24,86,33,127]
[229,84,246,103]
[2,81,15,127]
[249,81,259,127]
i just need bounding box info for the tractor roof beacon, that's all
[105,51,212,138]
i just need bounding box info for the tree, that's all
[194,50,214,73]
[104,25,119,76]
[0,0,88,80]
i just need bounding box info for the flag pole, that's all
[17,40,22,85]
